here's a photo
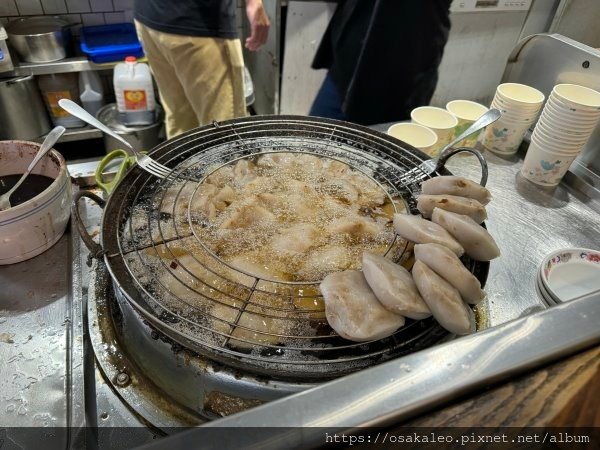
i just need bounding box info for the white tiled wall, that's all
[0,0,135,30]
[1,0,246,35]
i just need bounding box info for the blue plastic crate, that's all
[80,23,144,63]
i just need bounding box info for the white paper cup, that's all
[491,99,541,121]
[539,108,600,131]
[534,121,592,147]
[496,83,545,107]
[551,84,600,111]
[492,95,543,114]
[446,100,489,147]
[521,139,580,186]
[491,107,540,125]
[387,122,438,155]
[411,106,458,156]
[480,116,532,155]
[531,127,587,153]
[531,132,584,156]
[543,99,600,122]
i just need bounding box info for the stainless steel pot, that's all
[0,75,51,140]
[96,103,164,154]
[6,17,71,63]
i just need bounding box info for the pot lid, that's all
[0,75,34,86]
[96,103,163,133]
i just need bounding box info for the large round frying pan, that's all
[73,115,489,380]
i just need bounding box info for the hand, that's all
[245,0,270,51]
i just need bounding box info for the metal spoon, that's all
[0,126,66,211]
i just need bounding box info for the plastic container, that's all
[79,70,104,117]
[113,56,156,126]
[0,25,14,73]
[80,23,144,63]
[37,73,85,128]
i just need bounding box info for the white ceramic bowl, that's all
[0,140,72,265]
[539,248,600,303]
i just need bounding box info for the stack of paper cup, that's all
[521,83,600,186]
[481,83,545,155]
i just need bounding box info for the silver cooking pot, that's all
[6,17,71,63]
[0,75,51,140]
[96,103,165,155]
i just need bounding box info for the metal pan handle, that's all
[72,190,106,261]
[433,147,489,187]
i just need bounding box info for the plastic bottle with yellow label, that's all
[38,73,85,128]
[113,56,156,126]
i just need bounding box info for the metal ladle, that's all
[0,126,66,211]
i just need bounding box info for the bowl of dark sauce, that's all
[0,140,72,264]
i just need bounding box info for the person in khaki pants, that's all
[134,0,270,139]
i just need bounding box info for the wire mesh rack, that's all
[96,116,487,380]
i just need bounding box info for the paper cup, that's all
[491,106,540,125]
[411,106,458,156]
[387,122,438,155]
[543,100,600,122]
[551,84,600,111]
[480,117,531,155]
[539,108,600,131]
[492,95,543,114]
[496,83,545,106]
[531,132,584,156]
[534,121,592,147]
[446,100,488,147]
[521,139,580,186]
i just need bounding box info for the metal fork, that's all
[398,108,501,186]
[58,99,171,179]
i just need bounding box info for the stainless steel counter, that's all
[0,140,598,446]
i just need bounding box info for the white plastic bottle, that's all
[79,70,104,117]
[113,56,156,125]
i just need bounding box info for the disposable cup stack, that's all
[480,83,545,155]
[521,83,600,186]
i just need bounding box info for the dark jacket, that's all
[312,0,452,125]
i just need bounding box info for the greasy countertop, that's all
[0,138,599,443]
